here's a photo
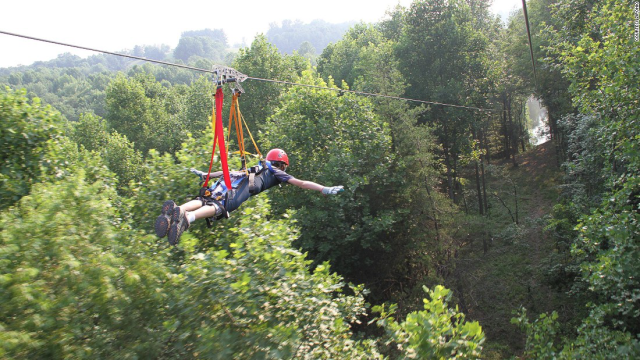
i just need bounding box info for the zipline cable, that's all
[243,75,499,112]
[0,29,504,113]
[521,0,539,89]
[0,30,211,73]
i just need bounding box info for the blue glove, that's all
[322,185,344,195]
[190,168,207,180]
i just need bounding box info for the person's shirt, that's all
[271,167,295,183]
[253,167,295,193]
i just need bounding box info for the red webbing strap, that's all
[203,87,232,189]
[203,96,217,188]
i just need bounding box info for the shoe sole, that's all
[168,223,179,246]
[154,200,175,238]
[168,207,186,246]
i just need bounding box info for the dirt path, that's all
[515,140,561,258]
[446,141,562,359]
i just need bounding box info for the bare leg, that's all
[178,200,220,223]
[180,200,203,212]
[190,205,220,221]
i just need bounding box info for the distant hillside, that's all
[0,50,150,76]
[0,22,356,122]
[1,21,354,76]
[266,19,354,55]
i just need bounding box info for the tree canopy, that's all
[1,0,639,357]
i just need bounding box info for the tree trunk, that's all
[425,179,440,242]
[502,97,510,159]
[482,122,491,164]
[493,192,516,223]
[475,160,483,215]
[518,102,526,151]
[514,181,519,225]
[462,190,469,215]
[443,144,455,202]
[472,126,484,215]
[507,97,518,167]
[481,158,488,214]
[552,113,563,167]
[453,155,459,203]
[479,126,489,214]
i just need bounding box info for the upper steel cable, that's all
[0,29,503,113]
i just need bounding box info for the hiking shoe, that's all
[154,200,176,238]
[168,206,189,246]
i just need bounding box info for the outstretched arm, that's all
[288,178,344,194]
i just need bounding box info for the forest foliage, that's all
[1,0,639,358]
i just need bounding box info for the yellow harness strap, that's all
[226,92,262,171]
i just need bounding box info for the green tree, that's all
[551,0,640,334]
[318,24,459,299]
[131,44,170,61]
[128,126,385,359]
[375,286,485,359]
[231,35,307,139]
[496,0,573,149]
[180,75,214,137]
[517,0,640,356]
[103,131,145,194]
[488,13,533,166]
[394,0,491,201]
[173,36,227,63]
[71,113,145,194]
[71,113,109,151]
[105,72,181,154]
[182,28,228,47]
[166,199,381,359]
[261,70,401,282]
[297,41,317,65]
[0,66,114,122]
[530,0,574,140]
[298,41,315,57]
[0,95,383,358]
[0,172,169,359]
[0,88,64,207]
[127,63,197,86]
[317,23,385,88]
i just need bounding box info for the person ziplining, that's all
[154,66,344,246]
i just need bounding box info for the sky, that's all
[0,0,522,68]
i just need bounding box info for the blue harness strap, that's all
[208,175,246,202]
[265,160,276,174]
[231,176,245,188]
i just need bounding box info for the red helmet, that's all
[266,148,289,166]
